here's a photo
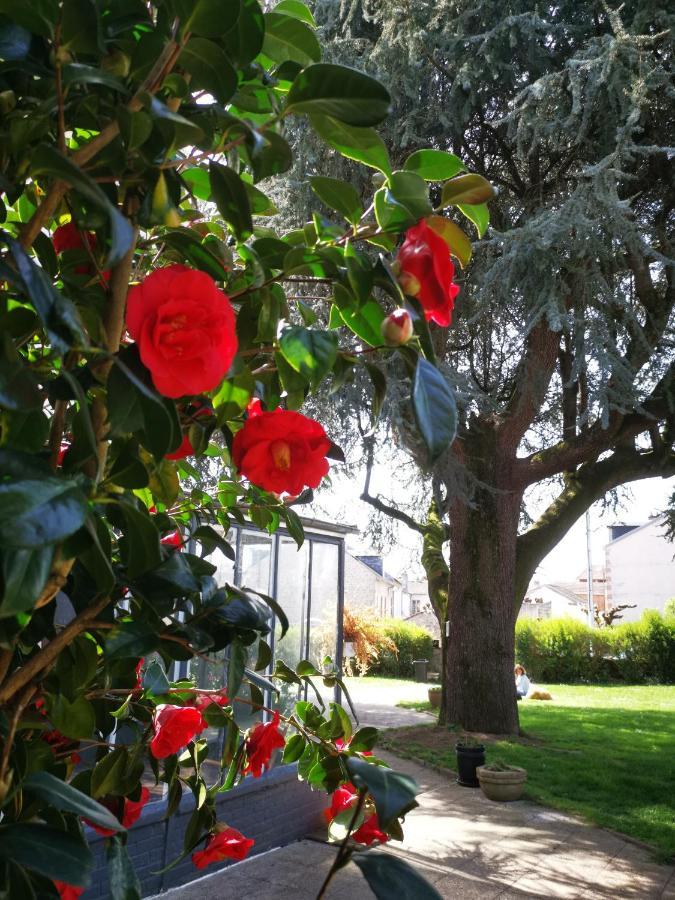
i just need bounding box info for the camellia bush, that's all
[0,1,494,898]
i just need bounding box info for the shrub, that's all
[515,613,675,683]
[343,608,397,676]
[368,621,435,678]
[664,597,675,619]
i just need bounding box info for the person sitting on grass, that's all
[514,664,531,700]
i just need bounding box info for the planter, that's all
[477,765,527,802]
[428,687,442,708]
[455,743,486,787]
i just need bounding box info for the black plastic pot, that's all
[455,743,486,787]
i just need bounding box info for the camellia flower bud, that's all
[380,308,414,346]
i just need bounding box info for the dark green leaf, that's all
[3,234,85,354]
[255,638,272,671]
[193,525,235,560]
[346,757,418,828]
[279,326,338,388]
[62,64,126,92]
[48,694,96,740]
[0,331,41,410]
[0,477,88,549]
[262,12,320,67]
[179,38,237,105]
[209,162,253,240]
[115,502,161,579]
[143,659,171,695]
[374,171,432,231]
[227,640,248,698]
[245,587,290,638]
[61,0,101,54]
[403,149,465,182]
[273,0,315,26]
[0,824,93,887]
[310,115,391,175]
[222,0,264,66]
[0,545,54,618]
[23,772,125,833]
[287,64,391,126]
[352,852,443,899]
[411,357,458,463]
[310,176,362,225]
[91,747,128,798]
[185,0,241,36]
[31,145,133,266]
[250,130,293,182]
[349,726,378,752]
[108,837,141,900]
[106,620,159,660]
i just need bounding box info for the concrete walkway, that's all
[342,677,435,728]
[154,751,674,899]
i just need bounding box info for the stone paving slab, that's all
[151,749,674,899]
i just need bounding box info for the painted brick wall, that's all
[82,764,326,898]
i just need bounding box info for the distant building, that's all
[520,583,588,622]
[344,552,407,619]
[604,516,675,621]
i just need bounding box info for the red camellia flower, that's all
[323,783,389,846]
[396,220,460,326]
[242,711,286,778]
[53,222,109,279]
[232,406,331,496]
[126,265,238,399]
[86,787,151,837]
[150,705,205,759]
[191,826,254,869]
[160,529,183,550]
[54,882,83,900]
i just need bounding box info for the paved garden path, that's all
[342,676,435,727]
[156,750,675,899]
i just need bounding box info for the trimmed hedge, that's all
[515,611,675,683]
[367,621,434,678]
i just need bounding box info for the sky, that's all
[310,462,675,588]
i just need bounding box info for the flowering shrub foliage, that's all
[0,1,493,898]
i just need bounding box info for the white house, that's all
[604,516,675,622]
[520,583,588,622]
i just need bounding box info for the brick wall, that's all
[83,764,326,898]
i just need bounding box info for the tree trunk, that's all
[441,436,523,735]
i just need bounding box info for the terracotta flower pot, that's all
[476,765,527,802]
[428,687,442,708]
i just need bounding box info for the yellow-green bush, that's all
[515,612,675,683]
[367,621,435,677]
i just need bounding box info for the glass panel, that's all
[308,541,340,669]
[238,529,274,594]
[274,537,310,717]
[209,540,235,587]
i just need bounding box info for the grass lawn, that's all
[387,684,675,860]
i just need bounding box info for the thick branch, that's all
[420,500,449,622]
[498,319,561,452]
[515,447,675,603]
[0,592,113,704]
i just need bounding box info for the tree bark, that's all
[442,431,523,735]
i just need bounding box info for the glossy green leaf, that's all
[179,38,237,105]
[262,12,320,67]
[108,837,142,900]
[274,0,315,26]
[249,130,293,182]
[222,0,265,66]
[23,772,125,833]
[411,357,458,463]
[0,545,54,618]
[374,171,432,231]
[0,824,93,887]
[352,852,443,900]
[185,0,241,36]
[287,64,391,126]
[310,176,362,225]
[0,477,88,549]
[346,757,418,828]
[62,0,101,54]
[310,115,391,175]
[91,747,129,798]
[227,639,248,698]
[115,502,161,579]
[279,326,338,388]
[106,620,159,660]
[348,726,379,751]
[457,201,490,238]
[439,173,496,208]
[282,733,306,763]
[403,149,466,181]
[143,659,171,695]
[209,162,253,240]
[334,299,384,348]
[31,145,133,266]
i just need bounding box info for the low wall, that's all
[84,764,326,898]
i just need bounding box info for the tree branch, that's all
[360,442,425,535]
[515,446,675,604]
